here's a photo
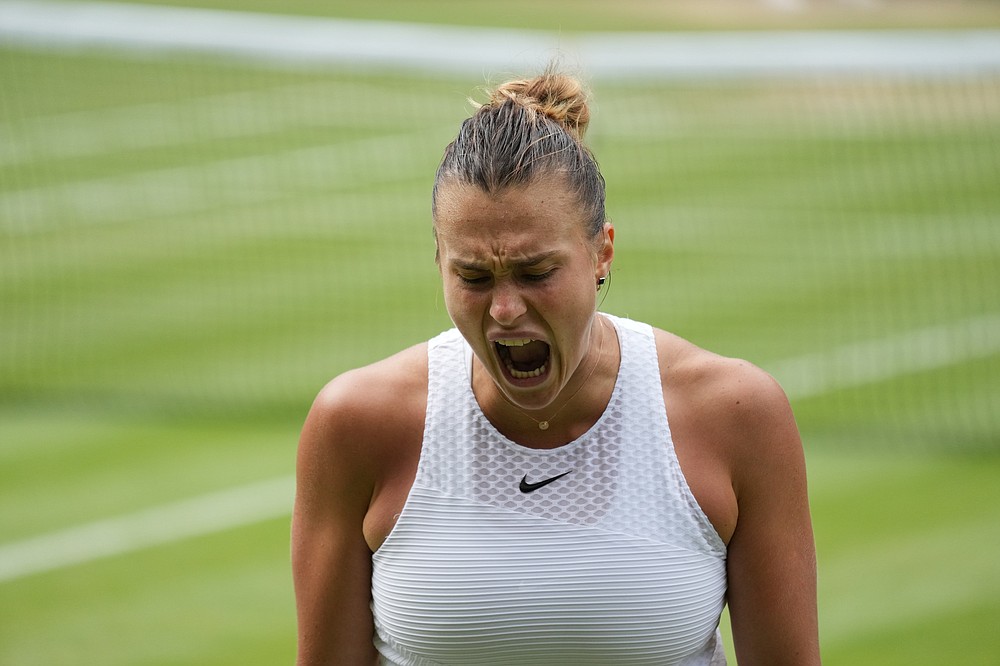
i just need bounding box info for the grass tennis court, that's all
[2,2,999,663]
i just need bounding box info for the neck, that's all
[477,315,618,446]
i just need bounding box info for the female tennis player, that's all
[292,69,819,665]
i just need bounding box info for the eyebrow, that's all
[451,251,559,272]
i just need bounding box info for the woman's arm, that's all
[722,367,820,664]
[292,374,380,666]
[656,330,820,662]
[292,345,427,665]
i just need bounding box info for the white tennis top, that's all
[371,314,728,665]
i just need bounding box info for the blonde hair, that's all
[480,71,591,141]
[433,68,605,238]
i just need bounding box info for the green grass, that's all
[2,9,999,664]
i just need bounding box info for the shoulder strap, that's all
[417,329,474,489]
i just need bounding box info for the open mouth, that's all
[494,338,551,379]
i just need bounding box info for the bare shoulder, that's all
[310,343,428,433]
[651,328,802,492]
[653,328,791,418]
[298,343,429,495]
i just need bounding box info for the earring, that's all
[597,276,607,290]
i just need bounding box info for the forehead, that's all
[434,177,589,262]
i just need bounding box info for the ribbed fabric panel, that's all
[371,314,729,665]
[373,485,727,665]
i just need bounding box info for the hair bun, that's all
[488,71,591,139]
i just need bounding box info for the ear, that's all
[594,222,614,280]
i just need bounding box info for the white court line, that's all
[0,0,553,76]
[1,1,1000,78]
[771,312,1000,400]
[0,475,294,583]
[0,313,997,583]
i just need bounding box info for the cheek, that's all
[552,275,596,313]
[441,280,482,324]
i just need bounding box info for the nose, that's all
[489,281,527,326]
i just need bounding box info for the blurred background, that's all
[1,1,998,663]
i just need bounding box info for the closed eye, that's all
[522,268,556,282]
[457,274,490,286]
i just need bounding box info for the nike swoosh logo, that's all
[519,471,572,493]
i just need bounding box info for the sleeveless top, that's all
[371,314,728,665]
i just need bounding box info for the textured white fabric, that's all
[372,314,728,665]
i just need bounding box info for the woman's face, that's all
[434,176,614,412]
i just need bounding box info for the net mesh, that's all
[1,29,998,453]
